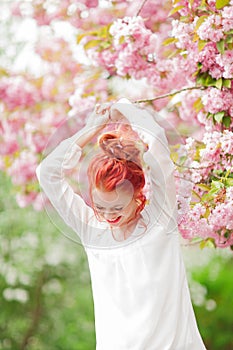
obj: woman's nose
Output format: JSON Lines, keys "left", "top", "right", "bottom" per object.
{"left": 104, "top": 211, "right": 116, "bottom": 219}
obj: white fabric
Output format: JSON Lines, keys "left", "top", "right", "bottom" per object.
{"left": 36, "top": 100, "right": 207, "bottom": 349}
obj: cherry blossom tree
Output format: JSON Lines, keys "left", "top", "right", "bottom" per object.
{"left": 0, "top": 0, "right": 232, "bottom": 248}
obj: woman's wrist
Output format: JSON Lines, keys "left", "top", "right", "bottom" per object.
{"left": 75, "top": 124, "right": 105, "bottom": 148}
{"left": 75, "top": 103, "right": 111, "bottom": 148}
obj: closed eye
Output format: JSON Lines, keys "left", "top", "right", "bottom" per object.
{"left": 95, "top": 206, "right": 104, "bottom": 211}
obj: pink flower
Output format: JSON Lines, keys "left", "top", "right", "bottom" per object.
{"left": 16, "top": 192, "right": 38, "bottom": 208}
{"left": 197, "top": 15, "right": 224, "bottom": 42}
{"left": 216, "top": 50, "right": 233, "bottom": 79}
{"left": 171, "top": 19, "right": 194, "bottom": 50}
{"left": 201, "top": 88, "right": 233, "bottom": 114}
{"left": 198, "top": 43, "right": 223, "bottom": 78}
{"left": 0, "top": 132, "right": 19, "bottom": 156}
{"left": 8, "top": 151, "right": 37, "bottom": 186}
{"left": 0, "top": 77, "right": 40, "bottom": 110}
{"left": 222, "top": 6, "right": 233, "bottom": 32}
{"left": 220, "top": 130, "right": 233, "bottom": 155}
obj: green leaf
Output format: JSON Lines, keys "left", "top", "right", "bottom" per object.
{"left": 192, "top": 190, "right": 202, "bottom": 200}
{"left": 196, "top": 183, "right": 211, "bottom": 191}
{"left": 203, "top": 206, "right": 211, "bottom": 219}
{"left": 77, "top": 32, "right": 88, "bottom": 44}
{"left": 206, "top": 75, "right": 217, "bottom": 87}
{"left": 216, "top": 39, "right": 225, "bottom": 54}
{"left": 214, "top": 112, "right": 225, "bottom": 123}
{"left": 226, "top": 35, "right": 233, "bottom": 44}
{"left": 119, "top": 36, "right": 125, "bottom": 44}
{"left": 190, "top": 237, "right": 203, "bottom": 244}
{"left": 100, "top": 41, "right": 111, "bottom": 49}
{"left": 0, "top": 67, "right": 8, "bottom": 76}
{"left": 163, "top": 48, "right": 183, "bottom": 59}
{"left": 171, "top": 151, "right": 179, "bottom": 163}
{"left": 99, "top": 24, "right": 112, "bottom": 38}
{"left": 225, "top": 178, "right": 233, "bottom": 186}
{"left": 215, "top": 78, "right": 223, "bottom": 89}
{"left": 168, "top": 5, "right": 185, "bottom": 16}
{"left": 211, "top": 180, "right": 224, "bottom": 190}
{"left": 199, "top": 239, "right": 207, "bottom": 249}
{"left": 206, "top": 238, "right": 216, "bottom": 248}
{"left": 201, "top": 0, "right": 207, "bottom": 6}
{"left": 224, "top": 169, "right": 231, "bottom": 178}
{"left": 180, "top": 155, "right": 187, "bottom": 165}
{"left": 163, "top": 37, "right": 179, "bottom": 46}
{"left": 84, "top": 39, "right": 101, "bottom": 50}
{"left": 198, "top": 40, "right": 208, "bottom": 51}
{"left": 193, "top": 97, "right": 204, "bottom": 112}
{"left": 222, "top": 115, "right": 231, "bottom": 127}
{"left": 201, "top": 192, "right": 213, "bottom": 202}
{"left": 200, "top": 238, "right": 216, "bottom": 249}
{"left": 216, "top": 0, "right": 230, "bottom": 9}
{"left": 196, "top": 72, "right": 207, "bottom": 85}
{"left": 195, "top": 15, "right": 208, "bottom": 31}
{"left": 222, "top": 79, "right": 232, "bottom": 88}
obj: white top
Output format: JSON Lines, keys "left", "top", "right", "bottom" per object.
{"left": 36, "top": 99, "right": 206, "bottom": 350}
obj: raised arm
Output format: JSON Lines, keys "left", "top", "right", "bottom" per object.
{"left": 36, "top": 106, "right": 110, "bottom": 240}
{"left": 110, "top": 99, "right": 178, "bottom": 234}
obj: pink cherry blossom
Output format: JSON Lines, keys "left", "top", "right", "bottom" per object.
{"left": 2, "top": 0, "right": 232, "bottom": 248}
{"left": 197, "top": 15, "right": 224, "bottom": 42}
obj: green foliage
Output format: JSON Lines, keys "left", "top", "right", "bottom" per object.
{"left": 216, "top": 0, "right": 230, "bottom": 10}
{"left": 0, "top": 172, "right": 95, "bottom": 350}
{"left": 191, "top": 254, "right": 233, "bottom": 349}
{"left": 77, "top": 24, "right": 113, "bottom": 52}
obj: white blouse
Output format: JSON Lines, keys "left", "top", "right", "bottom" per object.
{"left": 36, "top": 99, "right": 207, "bottom": 350}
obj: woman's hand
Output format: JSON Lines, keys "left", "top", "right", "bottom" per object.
{"left": 86, "top": 103, "right": 111, "bottom": 131}
{"left": 76, "top": 103, "right": 111, "bottom": 148}
{"left": 110, "top": 106, "right": 148, "bottom": 153}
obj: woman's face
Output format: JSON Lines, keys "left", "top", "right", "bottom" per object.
{"left": 92, "top": 186, "right": 138, "bottom": 227}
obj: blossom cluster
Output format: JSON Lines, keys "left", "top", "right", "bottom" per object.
{"left": 80, "top": 14, "right": 191, "bottom": 107}
{"left": 175, "top": 130, "right": 233, "bottom": 247}
{"left": 0, "top": 36, "right": 80, "bottom": 209}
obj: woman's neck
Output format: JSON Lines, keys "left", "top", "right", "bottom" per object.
{"left": 110, "top": 216, "right": 140, "bottom": 242}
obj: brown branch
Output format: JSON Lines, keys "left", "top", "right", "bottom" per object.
{"left": 134, "top": 86, "right": 206, "bottom": 104}
{"left": 136, "top": 0, "right": 148, "bottom": 16}
{"left": 173, "top": 160, "right": 216, "bottom": 170}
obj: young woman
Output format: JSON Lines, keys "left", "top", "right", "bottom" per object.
{"left": 36, "top": 98, "right": 207, "bottom": 350}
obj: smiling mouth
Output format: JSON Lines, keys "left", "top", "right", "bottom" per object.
{"left": 106, "top": 216, "right": 122, "bottom": 224}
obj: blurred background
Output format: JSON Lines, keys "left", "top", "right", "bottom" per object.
{"left": 0, "top": 1, "right": 232, "bottom": 349}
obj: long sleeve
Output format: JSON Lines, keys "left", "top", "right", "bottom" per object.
{"left": 36, "top": 126, "right": 95, "bottom": 241}
{"left": 111, "top": 99, "right": 178, "bottom": 234}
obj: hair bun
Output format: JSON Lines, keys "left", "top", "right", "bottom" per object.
{"left": 98, "top": 132, "right": 141, "bottom": 163}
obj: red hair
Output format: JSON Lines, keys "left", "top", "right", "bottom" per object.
{"left": 87, "top": 132, "right": 146, "bottom": 218}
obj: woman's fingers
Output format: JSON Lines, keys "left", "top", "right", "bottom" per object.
{"left": 95, "top": 103, "right": 111, "bottom": 116}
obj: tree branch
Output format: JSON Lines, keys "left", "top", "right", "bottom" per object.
{"left": 173, "top": 160, "right": 216, "bottom": 170}
{"left": 136, "top": 0, "right": 148, "bottom": 16}
{"left": 134, "top": 86, "right": 206, "bottom": 104}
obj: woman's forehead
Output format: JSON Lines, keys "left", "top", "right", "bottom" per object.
{"left": 92, "top": 187, "right": 133, "bottom": 206}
